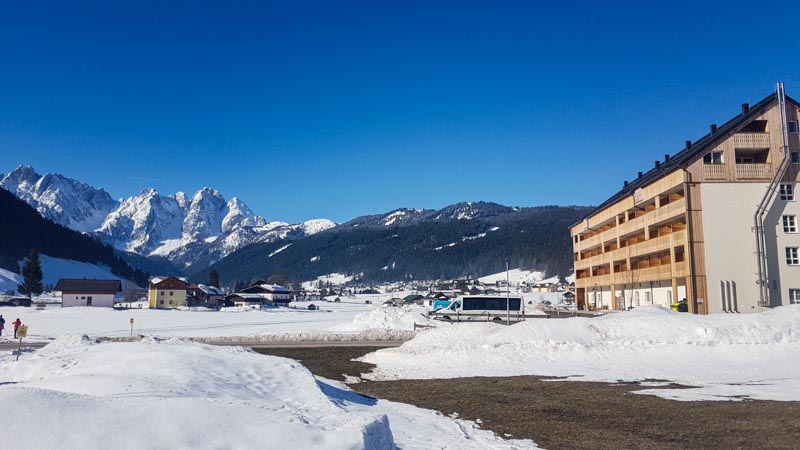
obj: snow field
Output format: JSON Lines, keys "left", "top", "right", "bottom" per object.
{"left": 0, "top": 336, "right": 539, "bottom": 450}
{"left": 359, "top": 305, "right": 800, "bottom": 401}
{"left": 0, "top": 299, "right": 437, "bottom": 342}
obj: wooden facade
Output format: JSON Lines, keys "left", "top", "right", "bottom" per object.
{"left": 571, "top": 91, "right": 800, "bottom": 314}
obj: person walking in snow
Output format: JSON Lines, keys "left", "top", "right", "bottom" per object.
{"left": 12, "top": 318, "right": 21, "bottom": 339}
{"left": 0, "top": 315, "right": 5, "bottom": 336}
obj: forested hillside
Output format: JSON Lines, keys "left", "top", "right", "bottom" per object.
{"left": 197, "top": 205, "right": 591, "bottom": 287}
{"left": 0, "top": 187, "right": 148, "bottom": 286}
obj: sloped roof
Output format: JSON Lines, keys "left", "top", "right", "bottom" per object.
{"left": 149, "top": 276, "right": 189, "bottom": 285}
{"left": 577, "top": 92, "right": 798, "bottom": 224}
{"left": 55, "top": 279, "right": 122, "bottom": 293}
{"left": 195, "top": 284, "right": 225, "bottom": 296}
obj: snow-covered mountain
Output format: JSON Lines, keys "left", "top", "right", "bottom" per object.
{"left": 1, "top": 166, "right": 336, "bottom": 272}
{"left": 0, "top": 165, "right": 118, "bottom": 233}
{"left": 338, "top": 202, "right": 517, "bottom": 230}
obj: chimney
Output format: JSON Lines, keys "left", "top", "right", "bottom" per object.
{"left": 742, "top": 103, "right": 750, "bottom": 114}
{"left": 637, "top": 171, "right": 643, "bottom": 179}
{"left": 655, "top": 161, "right": 661, "bottom": 169}
{"left": 710, "top": 124, "right": 717, "bottom": 134}
{"left": 685, "top": 140, "right": 692, "bottom": 150}
{"left": 624, "top": 180, "right": 629, "bottom": 187}
{"left": 664, "top": 154, "right": 671, "bottom": 163}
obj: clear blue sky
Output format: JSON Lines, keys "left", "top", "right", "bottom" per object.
{"left": 2, "top": 1, "right": 800, "bottom": 223}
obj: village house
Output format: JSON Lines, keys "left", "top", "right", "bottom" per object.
{"left": 239, "top": 282, "right": 293, "bottom": 306}
{"left": 223, "top": 293, "right": 267, "bottom": 308}
{"left": 55, "top": 278, "right": 122, "bottom": 308}
{"left": 148, "top": 276, "right": 190, "bottom": 309}
{"left": 187, "top": 284, "right": 225, "bottom": 308}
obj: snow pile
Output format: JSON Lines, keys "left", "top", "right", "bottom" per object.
{"left": 360, "top": 305, "right": 800, "bottom": 401}
{"left": 0, "top": 336, "right": 393, "bottom": 450}
{"left": 332, "top": 306, "right": 440, "bottom": 332}
{"left": 0, "top": 336, "right": 539, "bottom": 449}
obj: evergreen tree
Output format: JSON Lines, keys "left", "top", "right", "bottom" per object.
{"left": 208, "top": 269, "right": 220, "bottom": 288}
{"left": 18, "top": 249, "right": 44, "bottom": 299}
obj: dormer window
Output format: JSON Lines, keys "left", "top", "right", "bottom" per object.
{"left": 703, "top": 152, "right": 724, "bottom": 164}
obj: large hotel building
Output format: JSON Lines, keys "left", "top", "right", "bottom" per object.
{"left": 571, "top": 84, "right": 800, "bottom": 314}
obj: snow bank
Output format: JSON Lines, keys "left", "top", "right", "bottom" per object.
{"left": 332, "top": 306, "right": 440, "bottom": 332}
{"left": 360, "top": 305, "right": 800, "bottom": 401}
{"left": 0, "top": 336, "right": 539, "bottom": 449}
{"left": 1, "top": 335, "right": 393, "bottom": 450}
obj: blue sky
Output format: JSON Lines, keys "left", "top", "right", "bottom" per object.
{"left": 2, "top": 1, "right": 800, "bottom": 223}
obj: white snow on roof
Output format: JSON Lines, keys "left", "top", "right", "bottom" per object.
{"left": 196, "top": 284, "right": 224, "bottom": 295}
{"left": 360, "top": 305, "right": 800, "bottom": 402}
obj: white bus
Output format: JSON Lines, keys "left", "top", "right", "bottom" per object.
{"left": 434, "top": 295, "right": 523, "bottom": 322}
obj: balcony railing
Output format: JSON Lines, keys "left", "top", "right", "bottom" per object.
{"left": 736, "top": 163, "right": 773, "bottom": 180}
{"left": 703, "top": 164, "right": 727, "bottom": 180}
{"left": 733, "top": 132, "right": 771, "bottom": 148}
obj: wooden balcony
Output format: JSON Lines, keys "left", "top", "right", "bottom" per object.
{"left": 577, "top": 261, "right": 689, "bottom": 288}
{"left": 576, "top": 198, "right": 687, "bottom": 257}
{"left": 577, "top": 229, "right": 686, "bottom": 270}
{"left": 703, "top": 164, "right": 727, "bottom": 180}
{"left": 733, "top": 132, "right": 770, "bottom": 148}
{"left": 735, "top": 163, "right": 773, "bottom": 180}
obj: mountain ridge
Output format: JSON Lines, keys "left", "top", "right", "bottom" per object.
{"left": 1, "top": 165, "right": 335, "bottom": 273}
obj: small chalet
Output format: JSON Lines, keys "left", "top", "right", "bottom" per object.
{"left": 223, "top": 293, "right": 268, "bottom": 308}
{"left": 187, "top": 284, "right": 225, "bottom": 308}
{"left": 240, "top": 283, "right": 292, "bottom": 306}
{"left": 56, "top": 278, "right": 122, "bottom": 308}
{"left": 148, "top": 276, "right": 190, "bottom": 309}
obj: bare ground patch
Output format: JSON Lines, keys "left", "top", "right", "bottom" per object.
{"left": 254, "top": 346, "right": 800, "bottom": 450}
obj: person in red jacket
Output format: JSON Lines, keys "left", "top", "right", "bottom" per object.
{"left": 12, "top": 318, "right": 22, "bottom": 339}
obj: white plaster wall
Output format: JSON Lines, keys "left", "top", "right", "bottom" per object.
{"left": 62, "top": 293, "right": 115, "bottom": 308}
{"left": 700, "top": 183, "right": 769, "bottom": 313}
{"left": 766, "top": 181, "right": 800, "bottom": 306}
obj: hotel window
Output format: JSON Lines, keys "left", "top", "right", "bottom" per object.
{"left": 790, "top": 289, "right": 800, "bottom": 304}
{"left": 792, "top": 152, "right": 800, "bottom": 164}
{"left": 787, "top": 247, "right": 800, "bottom": 265}
{"left": 780, "top": 184, "right": 795, "bottom": 201}
{"left": 703, "top": 152, "right": 724, "bottom": 164}
{"left": 784, "top": 215, "right": 798, "bottom": 233}
{"left": 789, "top": 121, "right": 799, "bottom": 133}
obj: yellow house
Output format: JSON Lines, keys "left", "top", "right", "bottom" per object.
{"left": 148, "top": 276, "right": 190, "bottom": 309}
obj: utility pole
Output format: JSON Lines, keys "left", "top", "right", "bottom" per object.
{"left": 506, "top": 259, "right": 510, "bottom": 325}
